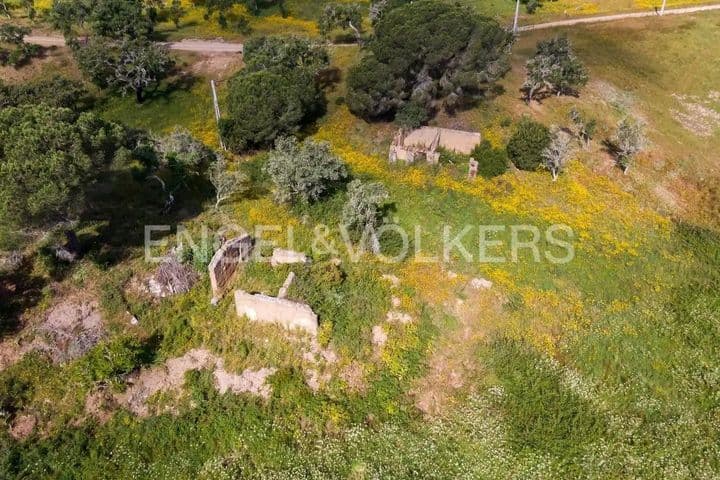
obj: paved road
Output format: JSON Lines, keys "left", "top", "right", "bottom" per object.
{"left": 25, "top": 4, "right": 720, "bottom": 53}
{"left": 518, "top": 3, "right": 720, "bottom": 31}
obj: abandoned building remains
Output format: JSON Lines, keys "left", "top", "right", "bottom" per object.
{"left": 235, "top": 290, "right": 318, "bottom": 335}
{"left": 389, "top": 127, "right": 482, "bottom": 165}
{"left": 208, "top": 234, "right": 254, "bottom": 300}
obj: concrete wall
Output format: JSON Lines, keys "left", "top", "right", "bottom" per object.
{"left": 404, "top": 127, "right": 482, "bottom": 155}
{"left": 235, "top": 290, "right": 318, "bottom": 335}
{"left": 209, "top": 235, "right": 254, "bottom": 298}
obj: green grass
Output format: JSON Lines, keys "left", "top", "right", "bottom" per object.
{"left": 3, "top": 8, "right": 720, "bottom": 480}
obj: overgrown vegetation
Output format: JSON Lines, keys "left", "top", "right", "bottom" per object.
{"left": 347, "top": 0, "right": 513, "bottom": 121}
{"left": 1, "top": 4, "right": 720, "bottom": 480}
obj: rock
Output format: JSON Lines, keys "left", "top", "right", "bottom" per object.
{"left": 235, "top": 290, "right": 318, "bottom": 336}
{"left": 277, "top": 271, "right": 296, "bottom": 299}
{"left": 470, "top": 277, "right": 493, "bottom": 290}
{"left": 372, "top": 325, "right": 387, "bottom": 347}
{"left": 381, "top": 274, "right": 400, "bottom": 288}
{"left": 391, "top": 296, "right": 402, "bottom": 308}
{"left": 386, "top": 310, "right": 413, "bottom": 324}
{"left": 270, "top": 248, "right": 308, "bottom": 267}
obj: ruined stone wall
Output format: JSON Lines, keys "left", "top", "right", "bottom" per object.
{"left": 209, "top": 235, "right": 254, "bottom": 299}
{"left": 234, "top": 290, "right": 318, "bottom": 335}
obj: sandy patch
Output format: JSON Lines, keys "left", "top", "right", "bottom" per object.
{"left": 0, "top": 298, "right": 105, "bottom": 371}
{"left": 9, "top": 414, "right": 36, "bottom": 440}
{"left": 671, "top": 92, "right": 720, "bottom": 137}
{"left": 189, "top": 53, "right": 243, "bottom": 79}
{"left": 112, "top": 348, "right": 275, "bottom": 418}
{"left": 410, "top": 283, "right": 504, "bottom": 418}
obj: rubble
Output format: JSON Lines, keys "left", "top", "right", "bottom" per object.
{"left": 270, "top": 248, "right": 308, "bottom": 267}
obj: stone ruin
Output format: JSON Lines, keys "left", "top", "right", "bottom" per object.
{"left": 235, "top": 289, "right": 318, "bottom": 336}
{"left": 468, "top": 158, "right": 479, "bottom": 180}
{"left": 389, "top": 127, "right": 482, "bottom": 165}
{"left": 270, "top": 248, "right": 308, "bottom": 267}
{"left": 209, "top": 234, "right": 254, "bottom": 301}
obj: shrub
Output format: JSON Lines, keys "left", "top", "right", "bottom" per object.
{"left": 265, "top": 136, "right": 348, "bottom": 205}
{"left": 0, "top": 76, "right": 91, "bottom": 111}
{"left": 506, "top": 118, "right": 551, "bottom": 171}
{"left": 395, "top": 101, "right": 429, "bottom": 130}
{"left": 342, "top": 180, "right": 389, "bottom": 236}
{"left": 82, "top": 336, "right": 147, "bottom": 382}
{"left": 471, "top": 140, "right": 509, "bottom": 178}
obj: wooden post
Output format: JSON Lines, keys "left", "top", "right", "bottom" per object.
{"left": 210, "top": 80, "right": 226, "bottom": 151}
{"left": 660, "top": 0, "right": 667, "bottom": 15}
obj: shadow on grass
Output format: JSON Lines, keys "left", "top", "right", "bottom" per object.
{"left": 79, "top": 162, "right": 214, "bottom": 269}
{"left": 0, "top": 257, "right": 46, "bottom": 340}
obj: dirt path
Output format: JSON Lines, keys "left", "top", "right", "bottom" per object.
{"left": 518, "top": 3, "right": 720, "bottom": 31}
{"left": 25, "top": 4, "right": 720, "bottom": 53}
{"left": 24, "top": 36, "right": 245, "bottom": 53}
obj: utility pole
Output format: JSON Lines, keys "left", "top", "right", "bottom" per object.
{"left": 660, "top": 0, "right": 667, "bottom": 15}
{"left": 210, "top": 80, "right": 226, "bottom": 151}
{"left": 513, "top": 0, "right": 521, "bottom": 33}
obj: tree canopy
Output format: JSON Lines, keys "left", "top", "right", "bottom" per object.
{"left": 522, "top": 36, "right": 589, "bottom": 102}
{"left": 347, "top": 0, "right": 513, "bottom": 121}
{"left": 0, "top": 76, "right": 90, "bottom": 111}
{"left": 243, "top": 35, "right": 329, "bottom": 76}
{"left": 73, "top": 38, "right": 173, "bottom": 102}
{"left": 51, "top": 0, "right": 153, "bottom": 40}
{"left": 264, "top": 136, "right": 348, "bottom": 205}
{"left": 319, "top": 3, "right": 363, "bottom": 40}
{"left": 221, "top": 36, "right": 328, "bottom": 152}
{"left": 0, "top": 105, "right": 123, "bottom": 241}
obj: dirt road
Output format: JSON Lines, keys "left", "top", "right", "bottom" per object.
{"left": 25, "top": 3, "right": 720, "bottom": 53}
{"left": 24, "top": 36, "right": 245, "bottom": 54}
{"left": 518, "top": 3, "right": 720, "bottom": 31}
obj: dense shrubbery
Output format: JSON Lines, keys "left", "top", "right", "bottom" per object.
{"left": 0, "top": 105, "right": 124, "bottom": 243}
{"left": 0, "top": 76, "right": 91, "bottom": 110}
{"left": 471, "top": 140, "right": 509, "bottom": 178}
{"left": 347, "top": 0, "right": 513, "bottom": 122}
{"left": 506, "top": 117, "right": 551, "bottom": 171}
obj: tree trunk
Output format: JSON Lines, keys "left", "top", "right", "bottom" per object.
{"left": 135, "top": 87, "right": 144, "bottom": 103}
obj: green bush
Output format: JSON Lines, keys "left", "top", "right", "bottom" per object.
{"left": 471, "top": 140, "right": 509, "bottom": 178}
{"left": 82, "top": 336, "right": 147, "bottom": 382}
{"left": 395, "top": 100, "right": 429, "bottom": 129}
{"left": 506, "top": 118, "right": 550, "bottom": 171}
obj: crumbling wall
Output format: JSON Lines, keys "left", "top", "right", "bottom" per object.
{"left": 270, "top": 248, "right": 308, "bottom": 267}
{"left": 235, "top": 290, "right": 318, "bottom": 335}
{"left": 209, "top": 235, "right": 254, "bottom": 299}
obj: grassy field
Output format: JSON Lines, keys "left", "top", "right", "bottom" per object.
{"left": 1, "top": 6, "right": 720, "bottom": 480}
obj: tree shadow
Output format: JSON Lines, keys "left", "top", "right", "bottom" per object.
{"left": 78, "top": 161, "right": 214, "bottom": 269}
{"left": 0, "top": 257, "right": 46, "bottom": 341}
